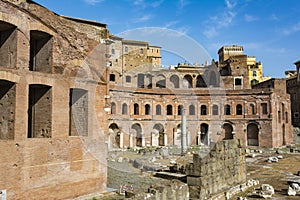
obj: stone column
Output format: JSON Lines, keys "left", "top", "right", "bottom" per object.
{"left": 181, "top": 108, "right": 187, "bottom": 155}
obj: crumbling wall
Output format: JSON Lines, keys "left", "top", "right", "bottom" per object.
{"left": 186, "top": 139, "right": 246, "bottom": 200}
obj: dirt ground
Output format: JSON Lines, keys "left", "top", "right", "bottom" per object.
{"left": 244, "top": 152, "right": 300, "bottom": 199}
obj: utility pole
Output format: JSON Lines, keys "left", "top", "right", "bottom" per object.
{"left": 181, "top": 108, "right": 187, "bottom": 155}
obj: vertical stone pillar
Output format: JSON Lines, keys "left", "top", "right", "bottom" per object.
{"left": 181, "top": 108, "right": 187, "bottom": 155}
{"left": 142, "top": 134, "right": 145, "bottom": 147}
{"left": 120, "top": 132, "right": 123, "bottom": 148}
{"left": 129, "top": 132, "right": 133, "bottom": 147}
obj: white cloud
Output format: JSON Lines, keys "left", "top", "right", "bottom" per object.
{"left": 132, "top": 0, "right": 164, "bottom": 8}
{"left": 132, "top": 14, "right": 153, "bottom": 23}
{"left": 203, "top": 0, "right": 237, "bottom": 38}
{"left": 244, "top": 14, "right": 258, "bottom": 22}
{"left": 164, "top": 20, "right": 179, "bottom": 28}
{"left": 283, "top": 21, "right": 300, "bottom": 35}
{"left": 225, "top": 0, "right": 236, "bottom": 9}
{"left": 83, "top": 0, "right": 103, "bottom": 5}
{"left": 178, "top": 0, "right": 190, "bottom": 10}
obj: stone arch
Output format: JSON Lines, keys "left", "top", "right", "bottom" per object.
{"left": 108, "top": 123, "right": 122, "bottom": 148}
{"left": 198, "top": 123, "right": 209, "bottom": 145}
{"left": 183, "top": 74, "right": 193, "bottom": 88}
{"left": 131, "top": 123, "right": 143, "bottom": 147}
{"left": 156, "top": 74, "right": 166, "bottom": 88}
{"left": 151, "top": 123, "right": 165, "bottom": 146}
{"left": 223, "top": 123, "right": 233, "bottom": 140}
{"left": 247, "top": 123, "right": 259, "bottom": 146}
{"left": 170, "top": 75, "right": 180, "bottom": 88}
{"left": 196, "top": 75, "right": 206, "bottom": 87}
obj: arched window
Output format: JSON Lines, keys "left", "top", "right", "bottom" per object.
{"left": 224, "top": 104, "right": 231, "bottom": 115}
{"left": 111, "top": 102, "right": 116, "bottom": 114}
{"left": 183, "top": 75, "right": 193, "bottom": 88}
{"left": 196, "top": 75, "right": 206, "bottom": 87}
{"left": 212, "top": 104, "right": 218, "bottom": 115}
{"left": 236, "top": 104, "right": 243, "bottom": 115}
{"left": 140, "top": 48, "right": 143, "bottom": 54}
{"left": 134, "top": 103, "right": 139, "bottom": 115}
{"left": 122, "top": 103, "right": 128, "bottom": 115}
{"left": 167, "top": 105, "right": 173, "bottom": 115}
{"left": 201, "top": 105, "right": 207, "bottom": 115}
{"left": 156, "top": 105, "right": 161, "bottom": 115}
{"left": 145, "top": 104, "right": 150, "bottom": 115}
{"left": 124, "top": 46, "right": 128, "bottom": 52}
{"left": 178, "top": 105, "right": 183, "bottom": 115}
{"left": 189, "top": 105, "right": 195, "bottom": 115}
{"left": 170, "top": 75, "right": 180, "bottom": 88}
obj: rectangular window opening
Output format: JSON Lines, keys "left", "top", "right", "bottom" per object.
{"left": 0, "top": 80, "right": 16, "bottom": 139}
{"left": 69, "top": 88, "right": 88, "bottom": 136}
{"left": 28, "top": 84, "right": 52, "bottom": 138}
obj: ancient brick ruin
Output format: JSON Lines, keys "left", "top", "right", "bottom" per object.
{"left": 186, "top": 139, "right": 246, "bottom": 199}
{"left": 0, "top": 0, "right": 109, "bottom": 199}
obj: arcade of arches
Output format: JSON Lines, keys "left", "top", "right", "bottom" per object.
{"left": 107, "top": 121, "right": 264, "bottom": 149}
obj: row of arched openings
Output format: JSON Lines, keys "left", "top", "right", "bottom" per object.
{"left": 111, "top": 102, "right": 254, "bottom": 116}
{"left": 134, "top": 71, "right": 219, "bottom": 89}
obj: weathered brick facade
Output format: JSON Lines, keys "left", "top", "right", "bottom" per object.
{"left": 108, "top": 44, "right": 293, "bottom": 149}
{"left": 0, "top": 0, "right": 108, "bottom": 199}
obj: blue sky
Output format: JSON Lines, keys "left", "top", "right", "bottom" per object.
{"left": 34, "top": 0, "right": 300, "bottom": 78}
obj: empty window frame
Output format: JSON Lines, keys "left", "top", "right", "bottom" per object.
{"left": 236, "top": 104, "right": 243, "bottom": 115}
{"left": 122, "top": 103, "right": 128, "bottom": 115}
{"left": 110, "top": 74, "right": 116, "bottom": 82}
{"left": 0, "top": 21, "right": 17, "bottom": 68}
{"left": 29, "top": 30, "right": 53, "bottom": 72}
{"left": 189, "top": 104, "right": 195, "bottom": 115}
{"left": 69, "top": 88, "right": 88, "bottom": 136}
{"left": 0, "top": 80, "right": 16, "bottom": 139}
{"left": 167, "top": 105, "right": 173, "bottom": 115}
{"left": 126, "top": 75, "right": 131, "bottom": 83}
{"left": 200, "top": 105, "right": 207, "bottom": 115}
{"left": 111, "top": 102, "right": 116, "bottom": 114}
{"left": 212, "top": 104, "right": 219, "bottom": 115}
{"left": 134, "top": 103, "right": 139, "bottom": 115}
{"left": 234, "top": 78, "right": 242, "bottom": 86}
{"left": 145, "top": 104, "right": 151, "bottom": 115}
{"left": 28, "top": 84, "right": 52, "bottom": 138}
{"left": 261, "top": 103, "right": 268, "bottom": 115}
{"left": 156, "top": 105, "right": 162, "bottom": 115}
{"left": 178, "top": 105, "right": 183, "bottom": 115}
{"left": 224, "top": 104, "right": 231, "bottom": 115}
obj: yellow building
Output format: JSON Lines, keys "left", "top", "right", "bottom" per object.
{"left": 147, "top": 45, "right": 161, "bottom": 67}
{"left": 218, "top": 45, "right": 270, "bottom": 86}
{"left": 247, "top": 56, "right": 270, "bottom": 86}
